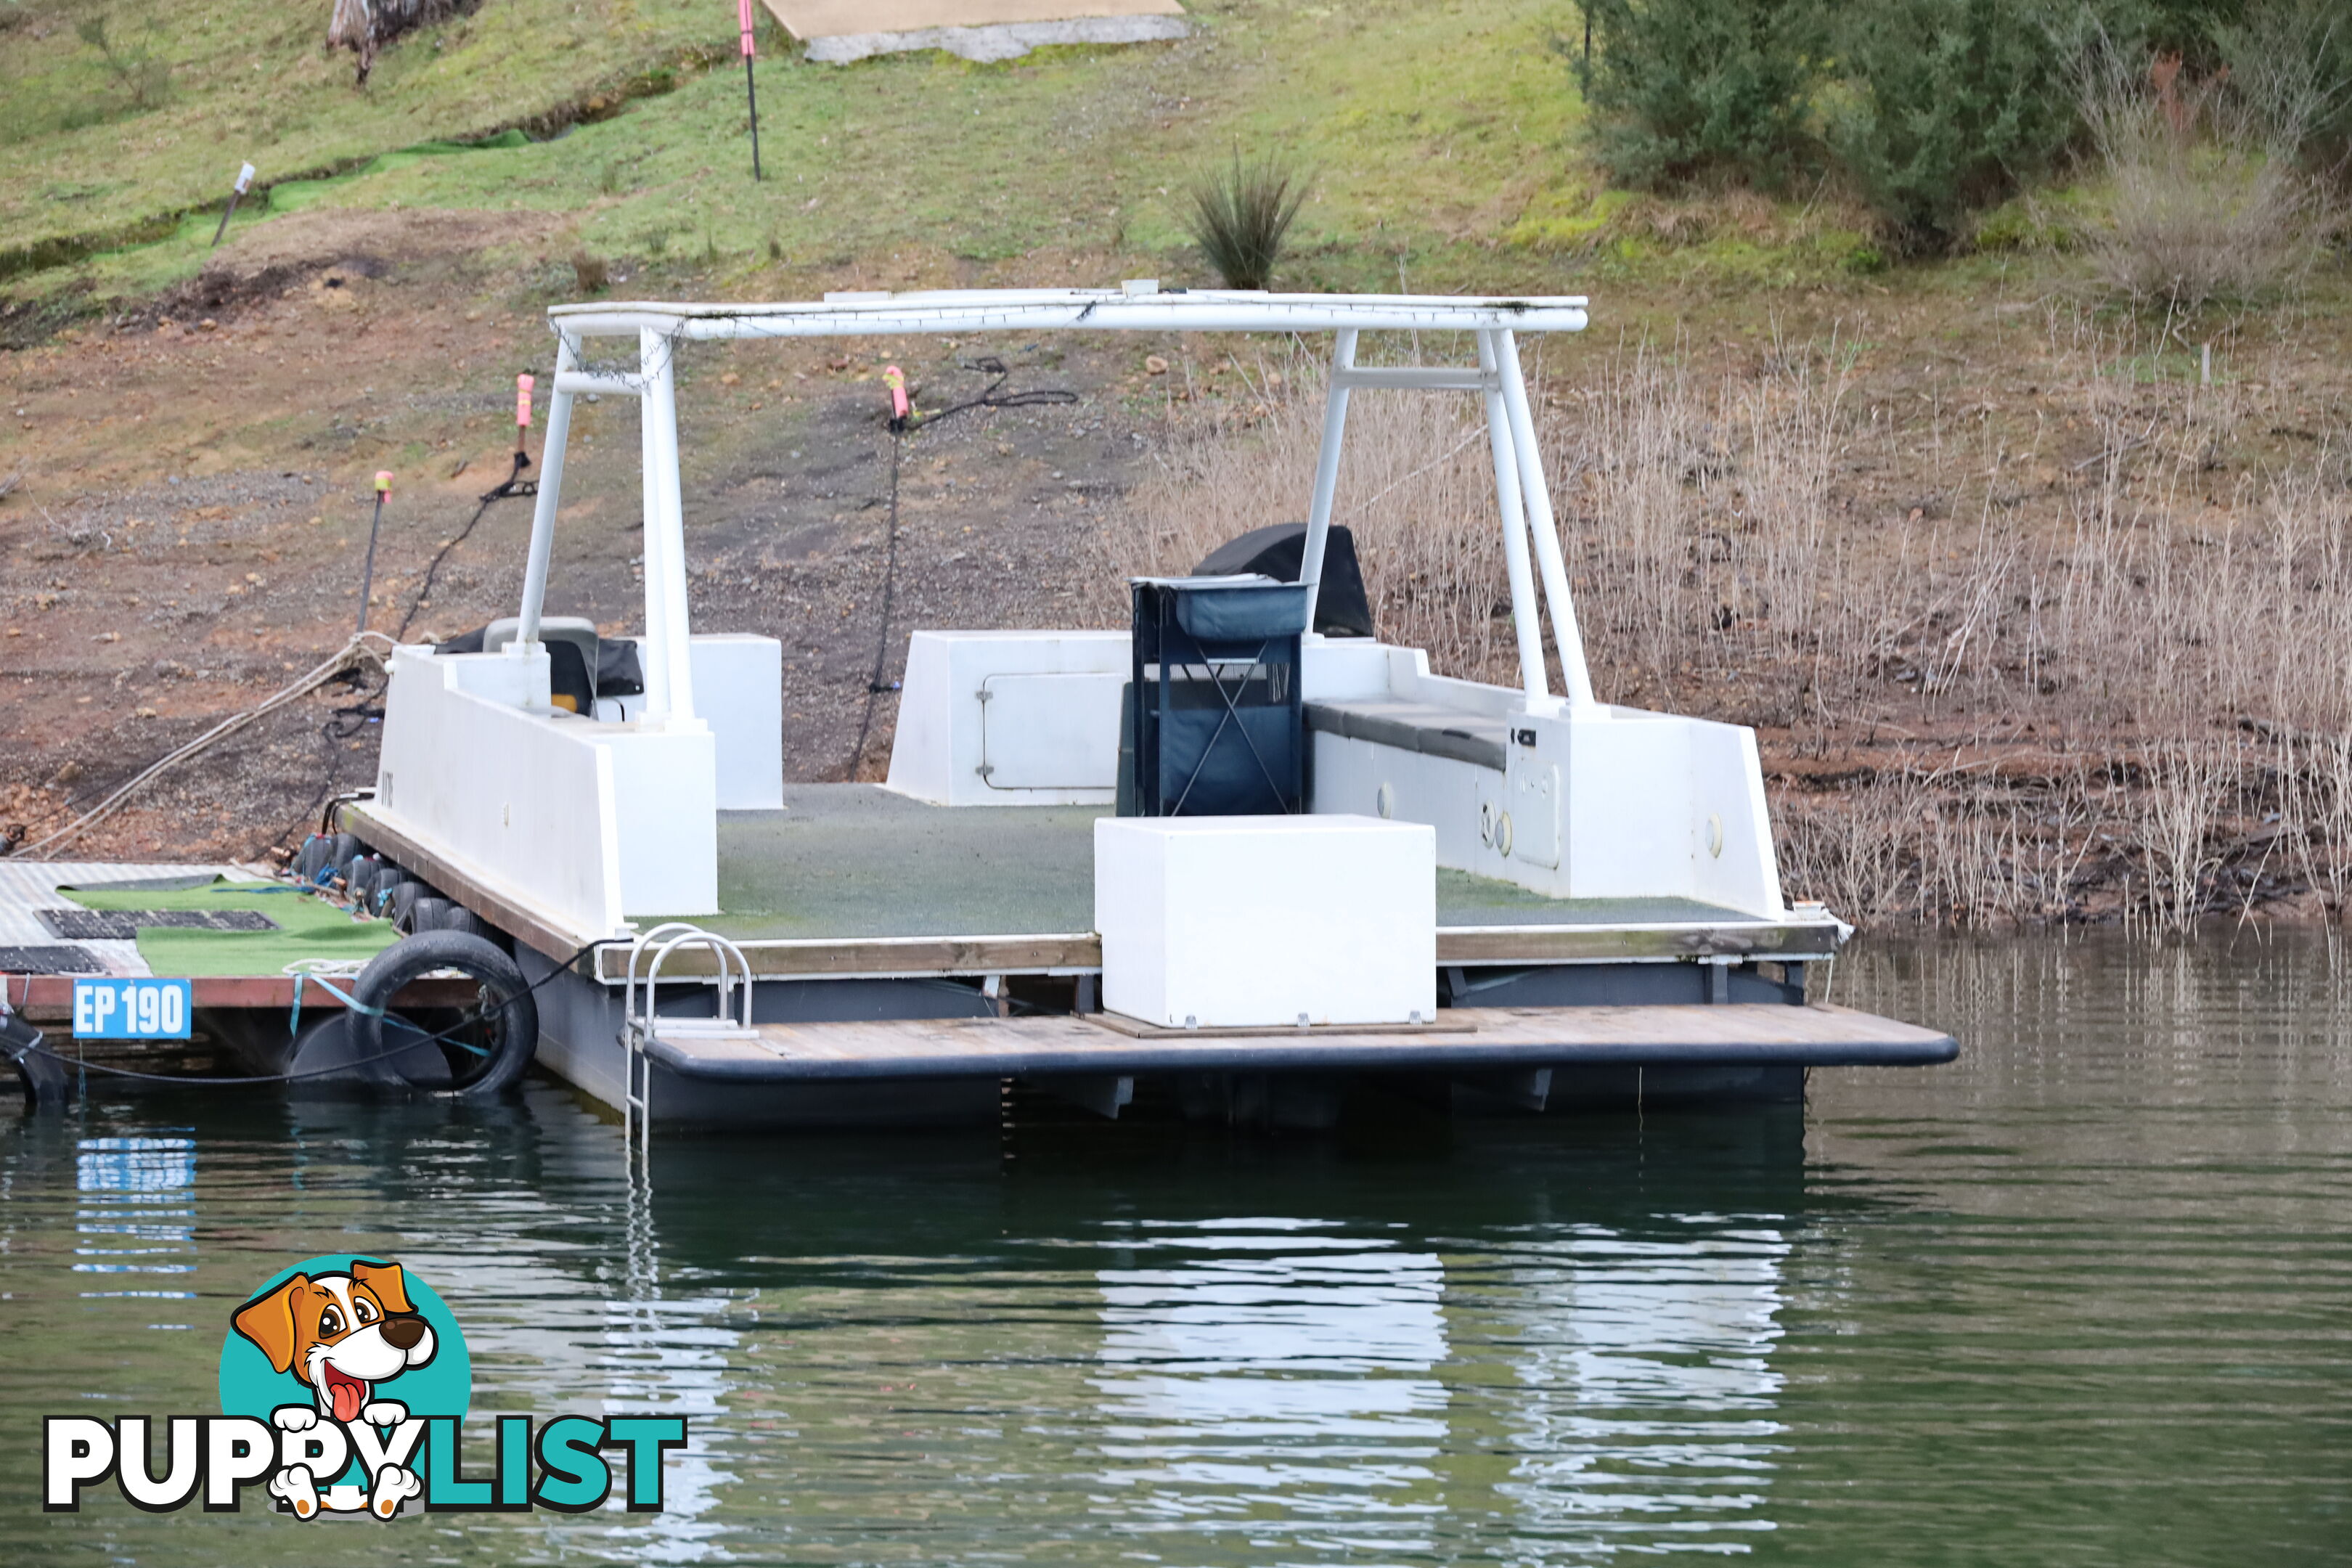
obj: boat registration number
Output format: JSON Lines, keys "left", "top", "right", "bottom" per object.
{"left": 72, "top": 979, "right": 192, "bottom": 1040}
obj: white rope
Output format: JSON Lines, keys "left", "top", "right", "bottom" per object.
{"left": 21, "top": 633, "right": 396, "bottom": 862}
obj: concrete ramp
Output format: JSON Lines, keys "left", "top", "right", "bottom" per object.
{"left": 761, "top": 0, "right": 1187, "bottom": 62}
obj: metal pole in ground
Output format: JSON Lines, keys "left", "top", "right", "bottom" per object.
{"left": 211, "top": 162, "right": 256, "bottom": 248}
{"left": 356, "top": 471, "right": 391, "bottom": 637}
{"left": 739, "top": 0, "right": 763, "bottom": 181}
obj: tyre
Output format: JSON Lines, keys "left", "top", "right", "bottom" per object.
{"left": 407, "top": 896, "right": 452, "bottom": 933}
{"left": 388, "top": 883, "right": 434, "bottom": 930}
{"left": 348, "top": 930, "right": 539, "bottom": 1098}
{"left": 294, "top": 835, "right": 330, "bottom": 883}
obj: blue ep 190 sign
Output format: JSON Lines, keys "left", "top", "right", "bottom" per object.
{"left": 72, "top": 979, "right": 192, "bottom": 1040}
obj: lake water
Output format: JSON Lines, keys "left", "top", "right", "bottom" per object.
{"left": 2, "top": 934, "right": 2346, "bottom": 1564}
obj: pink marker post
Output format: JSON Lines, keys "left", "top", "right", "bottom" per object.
{"left": 738, "top": 0, "right": 764, "bottom": 181}
{"left": 883, "top": 366, "right": 910, "bottom": 430}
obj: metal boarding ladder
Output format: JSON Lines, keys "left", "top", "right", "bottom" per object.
{"left": 621, "top": 922, "right": 757, "bottom": 1154}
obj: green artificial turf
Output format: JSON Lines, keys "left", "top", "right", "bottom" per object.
{"left": 62, "top": 879, "right": 400, "bottom": 976}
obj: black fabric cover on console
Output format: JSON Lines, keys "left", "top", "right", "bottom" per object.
{"left": 1192, "top": 523, "right": 1376, "bottom": 639}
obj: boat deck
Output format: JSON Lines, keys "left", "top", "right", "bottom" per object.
{"left": 340, "top": 787, "right": 1842, "bottom": 984}
{"left": 639, "top": 1003, "right": 1957, "bottom": 1083}
{"left": 696, "top": 786, "right": 1755, "bottom": 937}
{"left": 577, "top": 785, "right": 1838, "bottom": 981}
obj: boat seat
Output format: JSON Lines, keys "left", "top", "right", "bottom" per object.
{"left": 1304, "top": 699, "right": 1511, "bottom": 772}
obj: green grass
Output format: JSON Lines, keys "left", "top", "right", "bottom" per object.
{"left": 4, "top": 0, "right": 1689, "bottom": 304}
{"left": 1, "top": 0, "right": 2117, "bottom": 313}
{"left": 0, "top": 0, "right": 725, "bottom": 270}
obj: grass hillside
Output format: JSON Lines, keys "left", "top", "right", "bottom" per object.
{"left": 4, "top": 0, "right": 1897, "bottom": 307}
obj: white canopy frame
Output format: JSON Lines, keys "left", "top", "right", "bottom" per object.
{"left": 517, "top": 288, "right": 1596, "bottom": 726}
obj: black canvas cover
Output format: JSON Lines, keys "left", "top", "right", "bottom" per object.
{"left": 1192, "top": 523, "right": 1376, "bottom": 639}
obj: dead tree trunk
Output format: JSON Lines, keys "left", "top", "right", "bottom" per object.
{"left": 327, "top": 0, "right": 477, "bottom": 86}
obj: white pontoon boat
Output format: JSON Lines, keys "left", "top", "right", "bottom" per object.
{"left": 341, "top": 287, "right": 1953, "bottom": 1132}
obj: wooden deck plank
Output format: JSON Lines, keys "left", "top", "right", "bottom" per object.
{"left": 590, "top": 920, "right": 1843, "bottom": 981}
{"left": 1434, "top": 921, "right": 1842, "bottom": 963}
{"left": 14, "top": 974, "right": 486, "bottom": 1021}
{"left": 642, "top": 1004, "right": 1957, "bottom": 1080}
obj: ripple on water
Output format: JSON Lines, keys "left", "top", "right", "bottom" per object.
{"left": 1, "top": 932, "right": 2345, "bottom": 1564}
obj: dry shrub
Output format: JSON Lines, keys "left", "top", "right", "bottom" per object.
{"left": 1111, "top": 321, "right": 2352, "bottom": 931}
{"left": 2081, "top": 44, "right": 2332, "bottom": 308}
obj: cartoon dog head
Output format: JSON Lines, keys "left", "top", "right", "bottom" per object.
{"left": 232, "top": 1259, "right": 436, "bottom": 1424}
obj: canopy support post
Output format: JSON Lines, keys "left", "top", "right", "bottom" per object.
{"left": 637, "top": 331, "right": 671, "bottom": 722}
{"left": 1298, "top": 328, "right": 1357, "bottom": 631}
{"left": 1495, "top": 330, "right": 1596, "bottom": 710}
{"left": 1478, "top": 331, "right": 1551, "bottom": 707}
{"left": 641, "top": 330, "right": 698, "bottom": 725}
{"left": 515, "top": 330, "right": 579, "bottom": 649}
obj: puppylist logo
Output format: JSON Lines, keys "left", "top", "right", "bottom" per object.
{"left": 44, "top": 1254, "right": 687, "bottom": 1519}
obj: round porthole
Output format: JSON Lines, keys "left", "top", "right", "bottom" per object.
{"left": 1376, "top": 782, "right": 1395, "bottom": 820}
{"left": 1707, "top": 813, "right": 1725, "bottom": 858}
{"left": 1495, "top": 810, "right": 1515, "bottom": 858}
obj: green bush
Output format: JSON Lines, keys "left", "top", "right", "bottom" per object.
{"left": 1828, "top": 0, "right": 2095, "bottom": 251}
{"left": 2216, "top": 0, "right": 2352, "bottom": 178}
{"left": 1580, "top": 0, "right": 1824, "bottom": 189}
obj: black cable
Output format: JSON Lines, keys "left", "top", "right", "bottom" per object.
{"left": 393, "top": 447, "right": 539, "bottom": 642}
{"left": 905, "top": 360, "right": 1079, "bottom": 429}
{"left": 11, "top": 942, "right": 597, "bottom": 1088}
{"left": 843, "top": 362, "right": 1079, "bottom": 779}
{"left": 846, "top": 427, "right": 903, "bottom": 779}
{"left": 394, "top": 494, "right": 497, "bottom": 642}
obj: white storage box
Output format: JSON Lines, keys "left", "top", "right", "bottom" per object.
{"left": 1094, "top": 815, "right": 1437, "bottom": 1029}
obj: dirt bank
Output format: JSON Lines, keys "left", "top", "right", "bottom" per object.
{"left": 0, "top": 220, "right": 1165, "bottom": 861}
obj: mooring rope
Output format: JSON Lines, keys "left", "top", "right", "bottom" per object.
{"left": 18, "top": 633, "right": 395, "bottom": 862}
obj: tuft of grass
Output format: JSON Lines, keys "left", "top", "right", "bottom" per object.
{"left": 570, "top": 250, "right": 608, "bottom": 291}
{"left": 1181, "top": 149, "right": 1309, "bottom": 291}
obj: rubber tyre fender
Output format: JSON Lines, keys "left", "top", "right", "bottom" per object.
{"left": 1, "top": 1013, "right": 69, "bottom": 1110}
{"left": 294, "top": 835, "right": 330, "bottom": 883}
{"left": 388, "top": 883, "right": 433, "bottom": 931}
{"left": 349, "top": 930, "right": 539, "bottom": 1099}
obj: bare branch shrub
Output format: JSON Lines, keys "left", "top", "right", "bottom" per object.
{"left": 2081, "top": 41, "right": 2332, "bottom": 308}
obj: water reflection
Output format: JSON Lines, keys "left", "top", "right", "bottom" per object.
{"left": 1488, "top": 1222, "right": 1787, "bottom": 1555}
{"left": 1095, "top": 1225, "right": 1451, "bottom": 1551}
{"left": 1088, "top": 1210, "right": 1797, "bottom": 1559}
{"left": 3, "top": 934, "right": 2348, "bottom": 1565}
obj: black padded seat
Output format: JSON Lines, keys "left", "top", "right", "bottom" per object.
{"left": 1304, "top": 699, "right": 1512, "bottom": 772}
